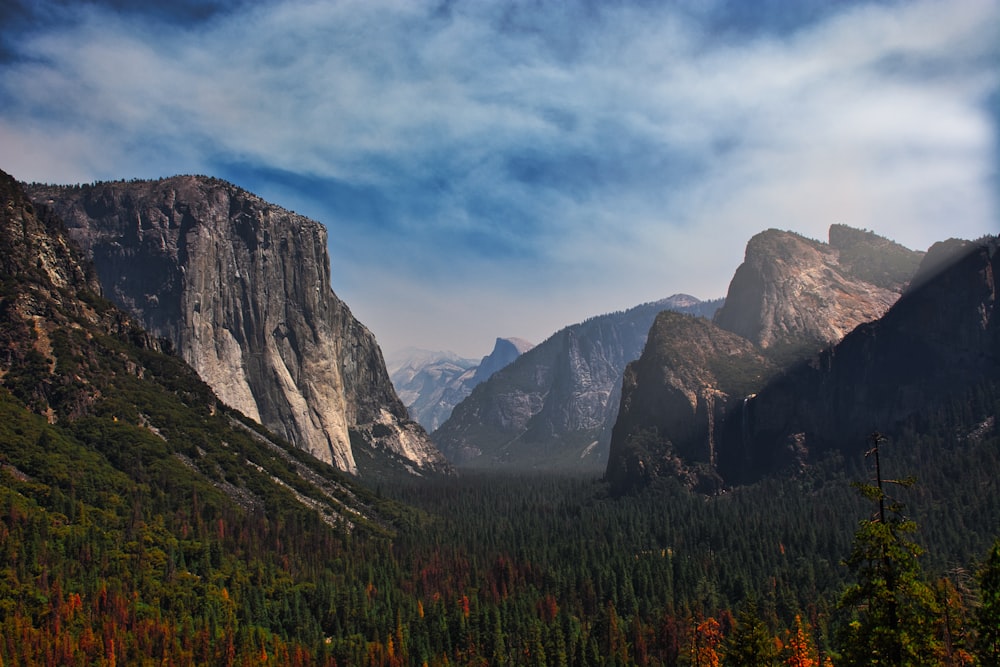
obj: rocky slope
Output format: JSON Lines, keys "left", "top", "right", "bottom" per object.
{"left": 389, "top": 337, "right": 534, "bottom": 432}
{"left": 607, "top": 230, "right": 996, "bottom": 493}
{"left": 1, "top": 167, "right": 400, "bottom": 526}
{"left": 432, "top": 295, "right": 723, "bottom": 470}
{"left": 26, "top": 176, "right": 449, "bottom": 476}
{"left": 713, "top": 226, "right": 922, "bottom": 359}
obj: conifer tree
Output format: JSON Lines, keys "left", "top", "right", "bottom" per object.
{"left": 722, "top": 602, "right": 778, "bottom": 666}
{"left": 685, "top": 614, "right": 722, "bottom": 667}
{"left": 836, "top": 432, "right": 941, "bottom": 666}
{"left": 782, "top": 615, "right": 819, "bottom": 667}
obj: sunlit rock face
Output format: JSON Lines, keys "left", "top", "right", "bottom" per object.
{"left": 607, "top": 228, "right": 998, "bottom": 494}
{"left": 713, "top": 225, "right": 922, "bottom": 356}
{"left": 739, "top": 237, "right": 1000, "bottom": 476}
{"left": 28, "top": 176, "right": 450, "bottom": 475}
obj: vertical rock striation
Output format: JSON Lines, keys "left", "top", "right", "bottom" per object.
{"left": 27, "top": 176, "right": 449, "bottom": 475}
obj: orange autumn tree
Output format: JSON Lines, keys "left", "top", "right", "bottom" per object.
{"left": 687, "top": 615, "right": 722, "bottom": 667}
{"left": 782, "top": 615, "right": 819, "bottom": 667}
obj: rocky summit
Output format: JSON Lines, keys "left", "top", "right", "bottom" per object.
{"left": 606, "top": 227, "right": 996, "bottom": 493}
{"left": 27, "top": 176, "right": 449, "bottom": 476}
{"left": 713, "top": 225, "right": 923, "bottom": 359}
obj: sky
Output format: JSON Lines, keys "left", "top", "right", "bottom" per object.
{"left": 0, "top": 0, "right": 997, "bottom": 358}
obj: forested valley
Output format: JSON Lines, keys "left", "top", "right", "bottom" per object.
{"left": 3, "top": 367, "right": 999, "bottom": 666}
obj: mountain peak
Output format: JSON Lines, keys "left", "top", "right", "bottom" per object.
{"left": 713, "top": 225, "right": 921, "bottom": 356}
{"left": 471, "top": 337, "right": 535, "bottom": 386}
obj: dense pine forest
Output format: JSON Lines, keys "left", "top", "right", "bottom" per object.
{"left": 2, "top": 367, "right": 999, "bottom": 665}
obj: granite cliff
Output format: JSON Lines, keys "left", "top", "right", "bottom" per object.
{"left": 388, "top": 337, "right": 534, "bottom": 432}
{"left": 432, "top": 295, "right": 722, "bottom": 470}
{"left": 605, "top": 311, "right": 775, "bottom": 492}
{"left": 606, "top": 227, "right": 995, "bottom": 493}
{"left": 734, "top": 236, "right": 999, "bottom": 480}
{"left": 713, "top": 225, "right": 922, "bottom": 359}
{"left": 1, "top": 165, "right": 404, "bottom": 548}
{"left": 469, "top": 337, "right": 535, "bottom": 387}
{"left": 26, "top": 176, "right": 449, "bottom": 476}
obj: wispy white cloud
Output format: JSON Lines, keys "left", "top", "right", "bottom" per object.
{"left": 0, "top": 0, "right": 996, "bottom": 356}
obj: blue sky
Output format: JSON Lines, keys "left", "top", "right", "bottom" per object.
{"left": 1, "top": 0, "right": 997, "bottom": 357}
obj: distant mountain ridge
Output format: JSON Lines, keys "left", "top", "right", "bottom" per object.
{"left": 26, "top": 176, "right": 450, "bottom": 477}
{"left": 432, "top": 294, "right": 723, "bottom": 470}
{"left": 388, "top": 337, "right": 535, "bottom": 432}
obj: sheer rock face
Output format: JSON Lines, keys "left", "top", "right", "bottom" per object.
{"left": 432, "top": 295, "right": 722, "bottom": 470}
{"left": 741, "top": 237, "right": 1000, "bottom": 470}
{"left": 713, "top": 226, "right": 922, "bottom": 354}
{"left": 27, "top": 176, "right": 449, "bottom": 475}
{"left": 606, "top": 226, "right": 926, "bottom": 493}
{"left": 606, "top": 311, "right": 774, "bottom": 493}
{"left": 607, "top": 230, "right": 997, "bottom": 494}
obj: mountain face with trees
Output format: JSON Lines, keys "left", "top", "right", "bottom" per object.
{"left": 26, "top": 177, "right": 449, "bottom": 477}
{"left": 389, "top": 337, "right": 534, "bottom": 432}
{"left": 608, "top": 227, "right": 996, "bottom": 493}
{"left": 3, "top": 167, "right": 999, "bottom": 665}
{"left": 0, "top": 168, "right": 421, "bottom": 664}
{"left": 432, "top": 295, "right": 722, "bottom": 470}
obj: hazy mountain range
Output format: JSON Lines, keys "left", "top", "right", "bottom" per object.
{"left": 387, "top": 337, "right": 535, "bottom": 432}
{"left": 431, "top": 294, "right": 723, "bottom": 470}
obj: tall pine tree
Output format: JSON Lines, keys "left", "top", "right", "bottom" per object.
{"left": 836, "top": 433, "right": 941, "bottom": 666}
{"left": 722, "top": 602, "right": 778, "bottom": 666}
